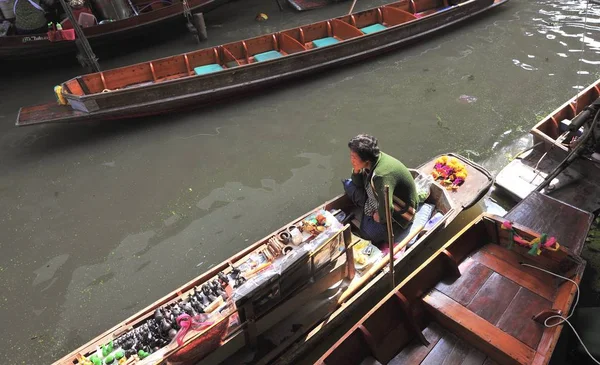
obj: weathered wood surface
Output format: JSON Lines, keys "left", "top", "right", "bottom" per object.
{"left": 505, "top": 191, "right": 593, "bottom": 256}
{"left": 317, "top": 214, "right": 586, "bottom": 365}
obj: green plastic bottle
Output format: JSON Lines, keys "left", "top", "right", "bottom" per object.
{"left": 89, "top": 355, "right": 102, "bottom": 365}
{"left": 138, "top": 349, "right": 150, "bottom": 359}
{"left": 114, "top": 349, "right": 125, "bottom": 360}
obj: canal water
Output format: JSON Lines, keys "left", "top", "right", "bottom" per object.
{"left": 1, "top": 0, "right": 600, "bottom": 363}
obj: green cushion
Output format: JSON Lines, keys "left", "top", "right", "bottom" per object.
{"left": 254, "top": 50, "right": 283, "bottom": 62}
{"left": 360, "top": 23, "right": 387, "bottom": 34}
{"left": 312, "top": 37, "right": 339, "bottom": 48}
{"left": 194, "top": 64, "right": 224, "bottom": 75}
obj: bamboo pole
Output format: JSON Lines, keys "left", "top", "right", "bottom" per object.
{"left": 384, "top": 185, "right": 395, "bottom": 290}
{"left": 56, "top": 0, "right": 100, "bottom": 71}
{"left": 337, "top": 224, "right": 424, "bottom": 304}
{"left": 348, "top": 0, "right": 358, "bottom": 14}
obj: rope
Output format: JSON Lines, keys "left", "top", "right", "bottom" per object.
{"left": 520, "top": 263, "right": 600, "bottom": 364}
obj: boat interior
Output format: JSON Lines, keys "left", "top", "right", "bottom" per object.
{"left": 60, "top": 155, "right": 492, "bottom": 365}
{"left": 61, "top": 0, "right": 453, "bottom": 97}
{"left": 494, "top": 78, "right": 600, "bottom": 212}
{"left": 532, "top": 79, "right": 600, "bottom": 150}
{"left": 4, "top": 0, "right": 200, "bottom": 37}
{"left": 318, "top": 214, "right": 583, "bottom": 365}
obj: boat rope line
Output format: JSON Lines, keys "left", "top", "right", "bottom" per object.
{"left": 575, "top": 0, "right": 593, "bottom": 112}
{"left": 520, "top": 263, "right": 600, "bottom": 365}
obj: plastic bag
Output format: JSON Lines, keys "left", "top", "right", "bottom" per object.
{"left": 231, "top": 266, "right": 279, "bottom": 307}
{"left": 0, "top": 21, "right": 11, "bottom": 37}
{"left": 414, "top": 174, "right": 434, "bottom": 204}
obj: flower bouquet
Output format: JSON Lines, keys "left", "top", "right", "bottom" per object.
{"left": 431, "top": 156, "right": 468, "bottom": 190}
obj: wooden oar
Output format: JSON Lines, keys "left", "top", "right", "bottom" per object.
{"left": 337, "top": 224, "right": 424, "bottom": 304}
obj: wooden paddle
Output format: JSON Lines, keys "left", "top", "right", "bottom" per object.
{"left": 337, "top": 224, "right": 424, "bottom": 304}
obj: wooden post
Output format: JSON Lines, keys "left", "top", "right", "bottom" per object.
{"left": 56, "top": 0, "right": 100, "bottom": 72}
{"left": 192, "top": 13, "right": 208, "bottom": 41}
{"left": 384, "top": 185, "right": 395, "bottom": 289}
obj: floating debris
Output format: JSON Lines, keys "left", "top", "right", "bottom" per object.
{"left": 255, "top": 13, "right": 268, "bottom": 22}
{"left": 458, "top": 95, "right": 478, "bottom": 104}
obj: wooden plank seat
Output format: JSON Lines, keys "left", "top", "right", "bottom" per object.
{"left": 317, "top": 214, "right": 586, "bottom": 365}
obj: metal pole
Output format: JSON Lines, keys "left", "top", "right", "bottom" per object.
{"left": 57, "top": 0, "right": 100, "bottom": 72}
{"left": 384, "top": 185, "right": 395, "bottom": 289}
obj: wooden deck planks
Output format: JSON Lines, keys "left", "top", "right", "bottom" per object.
{"left": 459, "top": 348, "right": 488, "bottom": 365}
{"left": 466, "top": 272, "right": 520, "bottom": 324}
{"left": 423, "top": 289, "right": 536, "bottom": 365}
{"left": 388, "top": 322, "right": 445, "bottom": 365}
{"left": 496, "top": 287, "right": 550, "bottom": 349}
{"left": 420, "top": 331, "right": 460, "bottom": 365}
{"left": 435, "top": 257, "right": 493, "bottom": 306}
{"left": 505, "top": 192, "right": 593, "bottom": 256}
{"left": 471, "top": 249, "right": 555, "bottom": 301}
{"left": 438, "top": 338, "right": 473, "bottom": 365}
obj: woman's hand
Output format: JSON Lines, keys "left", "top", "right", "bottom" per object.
{"left": 373, "top": 212, "right": 380, "bottom": 222}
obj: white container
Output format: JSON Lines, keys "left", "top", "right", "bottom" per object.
{"left": 289, "top": 227, "right": 303, "bottom": 245}
{"left": 0, "top": 0, "right": 15, "bottom": 20}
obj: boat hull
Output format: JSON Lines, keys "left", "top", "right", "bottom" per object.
{"left": 0, "top": 0, "right": 230, "bottom": 60}
{"left": 17, "top": 0, "right": 509, "bottom": 126}
{"left": 495, "top": 77, "right": 600, "bottom": 212}
{"left": 49, "top": 154, "right": 492, "bottom": 365}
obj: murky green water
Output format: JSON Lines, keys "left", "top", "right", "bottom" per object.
{"left": 2, "top": 0, "right": 600, "bottom": 362}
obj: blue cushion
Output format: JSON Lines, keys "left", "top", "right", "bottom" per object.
{"left": 312, "top": 37, "right": 339, "bottom": 48}
{"left": 194, "top": 64, "right": 224, "bottom": 75}
{"left": 360, "top": 23, "right": 387, "bottom": 34}
{"left": 254, "top": 50, "right": 283, "bottom": 62}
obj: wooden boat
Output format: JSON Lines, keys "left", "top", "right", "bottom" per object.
{"left": 317, "top": 213, "right": 585, "bottom": 365}
{"left": 51, "top": 154, "right": 492, "bottom": 365}
{"left": 0, "top": 0, "right": 230, "bottom": 60}
{"left": 503, "top": 191, "right": 593, "bottom": 257}
{"left": 496, "top": 77, "right": 600, "bottom": 213}
{"left": 17, "top": 0, "right": 509, "bottom": 126}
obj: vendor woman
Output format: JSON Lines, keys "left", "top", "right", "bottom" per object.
{"left": 343, "top": 134, "right": 418, "bottom": 244}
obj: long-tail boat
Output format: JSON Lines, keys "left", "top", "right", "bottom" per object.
{"left": 496, "top": 77, "right": 600, "bottom": 213}
{"left": 0, "top": 0, "right": 230, "bottom": 60}
{"left": 17, "top": 0, "right": 509, "bottom": 127}
{"left": 317, "top": 213, "right": 585, "bottom": 365}
{"left": 51, "top": 154, "right": 492, "bottom": 365}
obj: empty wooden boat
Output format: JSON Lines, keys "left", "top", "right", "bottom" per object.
{"left": 51, "top": 154, "right": 492, "bottom": 365}
{"left": 496, "top": 77, "right": 600, "bottom": 213}
{"left": 318, "top": 213, "right": 585, "bottom": 365}
{"left": 0, "top": 0, "right": 231, "bottom": 60}
{"left": 17, "top": 0, "right": 509, "bottom": 127}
